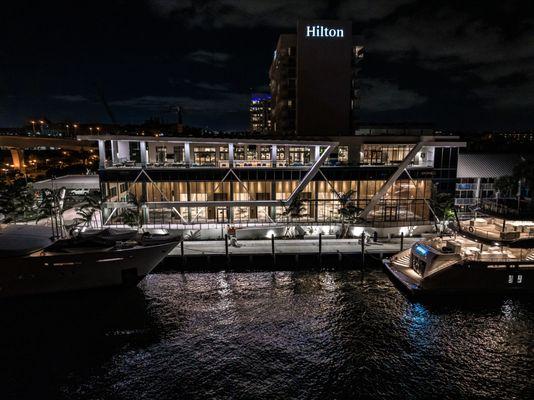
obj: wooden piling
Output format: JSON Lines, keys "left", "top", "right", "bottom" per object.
{"left": 361, "top": 231, "right": 365, "bottom": 282}
{"left": 318, "top": 233, "right": 322, "bottom": 267}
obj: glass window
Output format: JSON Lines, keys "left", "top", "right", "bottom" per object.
{"left": 289, "top": 147, "right": 310, "bottom": 165}
{"left": 219, "top": 146, "right": 229, "bottom": 160}
{"left": 193, "top": 147, "right": 216, "bottom": 165}
{"left": 156, "top": 146, "right": 167, "bottom": 163}
{"left": 338, "top": 146, "right": 348, "bottom": 163}
{"left": 173, "top": 146, "right": 184, "bottom": 162}
{"left": 260, "top": 146, "right": 271, "bottom": 160}
{"left": 234, "top": 146, "right": 245, "bottom": 160}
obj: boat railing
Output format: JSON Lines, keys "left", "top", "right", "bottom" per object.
{"left": 463, "top": 249, "right": 533, "bottom": 263}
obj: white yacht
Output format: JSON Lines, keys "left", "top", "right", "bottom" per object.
{"left": 384, "top": 234, "right": 534, "bottom": 296}
{"left": 0, "top": 225, "right": 179, "bottom": 298}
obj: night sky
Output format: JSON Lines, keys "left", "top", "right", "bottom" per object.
{"left": 1, "top": 0, "right": 533, "bottom": 131}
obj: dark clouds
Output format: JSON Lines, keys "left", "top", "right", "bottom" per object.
{"left": 361, "top": 79, "right": 427, "bottom": 112}
{"left": 1, "top": 0, "right": 533, "bottom": 130}
{"left": 186, "top": 50, "right": 232, "bottom": 67}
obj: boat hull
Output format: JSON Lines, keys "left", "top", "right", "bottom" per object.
{"left": 384, "top": 259, "right": 534, "bottom": 297}
{"left": 0, "top": 242, "right": 177, "bottom": 298}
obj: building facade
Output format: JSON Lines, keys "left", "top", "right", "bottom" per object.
{"left": 249, "top": 93, "right": 272, "bottom": 133}
{"left": 269, "top": 20, "right": 363, "bottom": 136}
{"left": 80, "top": 133, "right": 464, "bottom": 228}
{"left": 455, "top": 153, "right": 521, "bottom": 210}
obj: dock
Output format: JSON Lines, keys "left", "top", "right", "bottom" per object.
{"left": 159, "top": 237, "right": 420, "bottom": 271}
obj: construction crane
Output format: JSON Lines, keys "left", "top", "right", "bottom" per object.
{"left": 96, "top": 83, "right": 117, "bottom": 124}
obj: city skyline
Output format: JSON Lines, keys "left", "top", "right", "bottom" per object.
{"left": 1, "top": 0, "right": 533, "bottom": 131}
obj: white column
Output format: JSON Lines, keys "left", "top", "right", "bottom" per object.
{"left": 140, "top": 141, "right": 147, "bottom": 166}
{"left": 98, "top": 140, "right": 106, "bottom": 168}
{"left": 117, "top": 141, "right": 130, "bottom": 161}
{"left": 111, "top": 140, "right": 118, "bottom": 164}
{"left": 184, "top": 142, "right": 191, "bottom": 165}
{"left": 314, "top": 145, "right": 321, "bottom": 161}
{"left": 228, "top": 143, "right": 234, "bottom": 168}
{"left": 271, "top": 145, "right": 277, "bottom": 167}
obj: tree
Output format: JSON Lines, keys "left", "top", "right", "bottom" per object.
{"left": 121, "top": 193, "right": 145, "bottom": 231}
{"left": 280, "top": 194, "right": 307, "bottom": 238}
{"left": 0, "top": 179, "right": 38, "bottom": 222}
{"left": 36, "top": 187, "right": 70, "bottom": 238}
{"left": 336, "top": 189, "right": 363, "bottom": 238}
{"left": 513, "top": 159, "right": 534, "bottom": 195}
{"left": 429, "top": 184, "right": 454, "bottom": 223}
{"left": 281, "top": 193, "right": 307, "bottom": 220}
{"left": 494, "top": 176, "right": 518, "bottom": 198}
{"left": 76, "top": 191, "right": 103, "bottom": 228}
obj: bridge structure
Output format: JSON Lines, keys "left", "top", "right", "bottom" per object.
{"left": 0, "top": 136, "right": 96, "bottom": 171}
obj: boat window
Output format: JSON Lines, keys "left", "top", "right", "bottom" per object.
{"left": 410, "top": 256, "right": 426, "bottom": 276}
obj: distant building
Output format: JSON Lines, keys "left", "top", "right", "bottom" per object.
{"left": 249, "top": 93, "right": 272, "bottom": 133}
{"left": 269, "top": 20, "right": 363, "bottom": 136}
{"left": 455, "top": 153, "right": 522, "bottom": 210}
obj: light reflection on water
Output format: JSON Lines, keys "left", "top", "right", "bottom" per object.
{"left": 0, "top": 270, "right": 533, "bottom": 400}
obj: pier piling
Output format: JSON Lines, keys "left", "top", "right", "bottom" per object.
{"left": 361, "top": 231, "right": 365, "bottom": 282}
{"left": 319, "top": 233, "right": 322, "bottom": 267}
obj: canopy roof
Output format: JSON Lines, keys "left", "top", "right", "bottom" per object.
{"left": 32, "top": 175, "right": 100, "bottom": 190}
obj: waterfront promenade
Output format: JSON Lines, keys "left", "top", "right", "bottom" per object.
{"left": 171, "top": 237, "right": 419, "bottom": 256}
{"left": 163, "top": 237, "right": 421, "bottom": 270}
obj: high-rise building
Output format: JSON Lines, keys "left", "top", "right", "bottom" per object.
{"left": 269, "top": 20, "right": 363, "bottom": 136}
{"left": 249, "top": 93, "right": 272, "bottom": 133}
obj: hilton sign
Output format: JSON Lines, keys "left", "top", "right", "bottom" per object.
{"left": 305, "top": 25, "right": 344, "bottom": 38}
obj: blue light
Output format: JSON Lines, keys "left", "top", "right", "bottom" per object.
{"left": 414, "top": 244, "right": 429, "bottom": 257}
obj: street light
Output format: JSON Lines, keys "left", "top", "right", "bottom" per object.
{"left": 30, "top": 120, "right": 36, "bottom": 134}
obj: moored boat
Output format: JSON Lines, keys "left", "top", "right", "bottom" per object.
{"left": 384, "top": 234, "right": 534, "bottom": 296}
{"left": 0, "top": 225, "right": 180, "bottom": 298}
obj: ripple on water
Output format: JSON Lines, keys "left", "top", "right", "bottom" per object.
{"left": 0, "top": 269, "right": 532, "bottom": 400}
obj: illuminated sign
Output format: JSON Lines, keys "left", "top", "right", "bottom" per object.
{"left": 306, "top": 25, "right": 344, "bottom": 38}
{"left": 414, "top": 244, "right": 429, "bottom": 257}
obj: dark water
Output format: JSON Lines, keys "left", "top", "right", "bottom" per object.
{"left": 1, "top": 270, "right": 533, "bottom": 400}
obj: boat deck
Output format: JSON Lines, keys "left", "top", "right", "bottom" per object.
{"left": 459, "top": 218, "right": 534, "bottom": 242}
{"left": 427, "top": 235, "right": 533, "bottom": 262}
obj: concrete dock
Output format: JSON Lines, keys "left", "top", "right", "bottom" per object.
{"left": 160, "top": 237, "right": 420, "bottom": 271}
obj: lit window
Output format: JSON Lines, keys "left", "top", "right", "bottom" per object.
{"left": 517, "top": 275, "right": 523, "bottom": 284}
{"left": 508, "top": 275, "right": 514, "bottom": 284}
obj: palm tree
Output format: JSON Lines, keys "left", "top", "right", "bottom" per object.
{"left": 429, "top": 184, "right": 454, "bottom": 232}
{"left": 281, "top": 193, "right": 307, "bottom": 238}
{"left": 282, "top": 194, "right": 307, "bottom": 219}
{"left": 336, "top": 189, "right": 363, "bottom": 238}
{"left": 121, "top": 193, "right": 145, "bottom": 231}
{"left": 76, "top": 191, "right": 104, "bottom": 228}
{"left": 36, "top": 187, "right": 69, "bottom": 238}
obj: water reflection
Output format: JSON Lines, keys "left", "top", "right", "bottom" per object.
{"left": 1, "top": 270, "right": 533, "bottom": 400}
